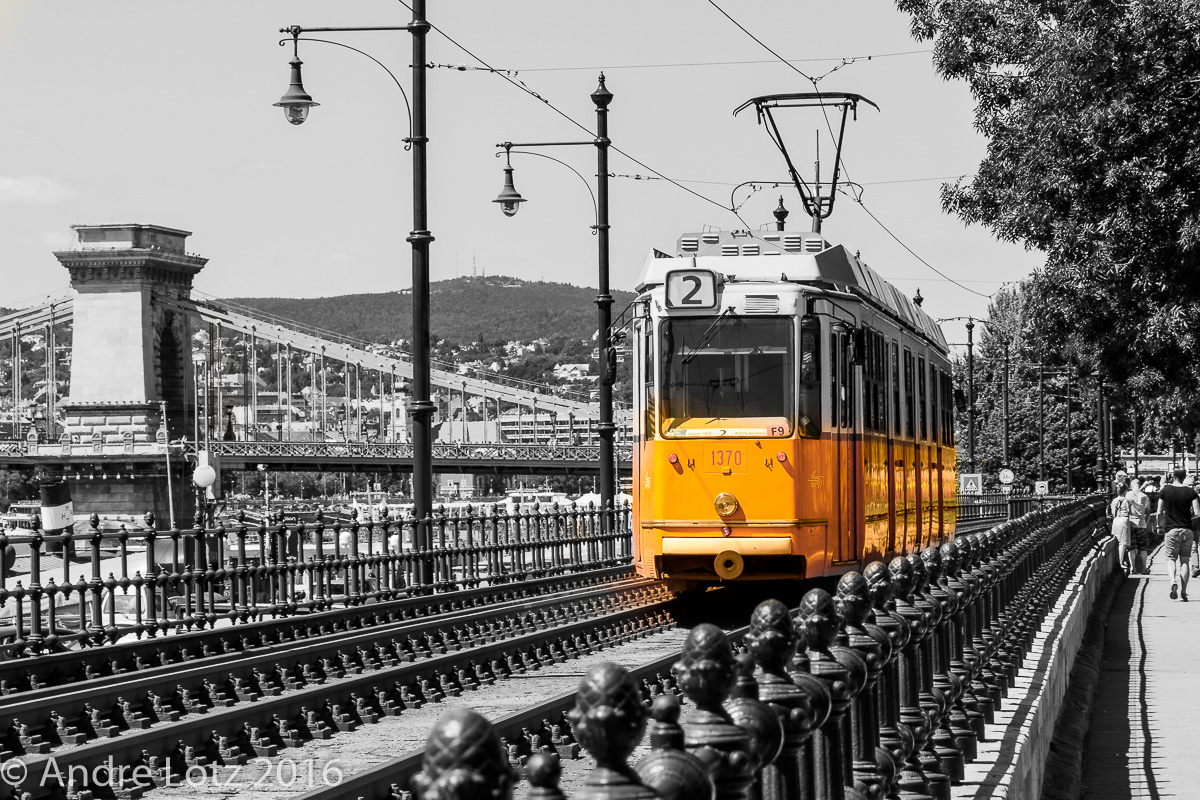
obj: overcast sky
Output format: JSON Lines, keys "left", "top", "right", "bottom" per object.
{"left": 0, "top": 1, "right": 1041, "bottom": 346}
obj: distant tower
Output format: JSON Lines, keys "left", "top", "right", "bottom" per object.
{"left": 51, "top": 223, "right": 207, "bottom": 521}
{"left": 55, "top": 224, "right": 206, "bottom": 441}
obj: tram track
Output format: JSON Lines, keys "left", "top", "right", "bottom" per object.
{"left": 0, "top": 577, "right": 673, "bottom": 799}
{"left": 0, "top": 565, "right": 635, "bottom": 696}
{"left": 0, "top": 518, "right": 1010, "bottom": 799}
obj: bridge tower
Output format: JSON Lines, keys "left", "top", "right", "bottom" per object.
{"left": 52, "top": 223, "right": 208, "bottom": 521}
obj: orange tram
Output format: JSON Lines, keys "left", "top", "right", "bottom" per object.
{"left": 629, "top": 227, "right": 958, "bottom": 591}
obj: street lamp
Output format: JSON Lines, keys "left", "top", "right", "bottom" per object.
{"left": 193, "top": 463, "right": 217, "bottom": 527}
{"left": 257, "top": 463, "right": 270, "bottom": 521}
{"left": 273, "top": 6, "right": 435, "bottom": 588}
{"left": 493, "top": 74, "right": 616, "bottom": 535}
{"left": 492, "top": 149, "right": 525, "bottom": 217}
{"left": 273, "top": 39, "right": 319, "bottom": 125}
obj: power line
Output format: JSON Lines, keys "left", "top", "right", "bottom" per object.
{"left": 512, "top": 51, "right": 932, "bottom": 73}
{"left": 397, "top": 0, "right": 744, "bottom": 225}
{"left": 608, "top": 173, "right": 969, "bottom": 188}
{"left": 843, "top": 191, "right": 994, "bottom": 300}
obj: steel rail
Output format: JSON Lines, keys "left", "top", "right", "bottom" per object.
{"left": 0, "top": 590, "right": 676, "bottom": 799}
{"left": 0, "top": 565, "right": 633, "bottom": 696}
{"left": 290, "top": 509, "right": 1104, "bottom": 800}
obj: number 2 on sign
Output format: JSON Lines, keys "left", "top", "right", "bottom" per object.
{"left": 712, "top": 450, "right": 742, "bottom": 467}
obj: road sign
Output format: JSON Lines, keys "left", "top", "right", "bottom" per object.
{"left": 1000, "top": 484, "right": 1013, "bottom": 494}
{"left": 999, "top": 468, "right": 1015, "bottom": 485}
{"left": 960, "top": 473, "right": 982, "bottom": 495}
{"left": 1035, "top": 480, "right": 1049, "bottom": 496}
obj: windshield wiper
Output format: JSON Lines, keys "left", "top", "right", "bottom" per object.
{"left": 681, "top": 307, "right": 736, "bottom": 364}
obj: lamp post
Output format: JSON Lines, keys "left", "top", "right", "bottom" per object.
{"left": 1002, "top": 339, "right": 1010, "bottom": 468}
{"left": 493, "top": 74, "right": 616, "bottom": 534}
{"left": 257, "top": 463, "right": 270, "bottom": 522}
{"left": 273, "top": 6, "right": 435, "bottom": 586}
{"left": 193, "top": 463, "right": 217, "bottom": 527}
{"left": 966, "top": 318, "right": 976, "bottom": 472}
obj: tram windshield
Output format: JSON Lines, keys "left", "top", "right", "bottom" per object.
{"left": 660, "top": 316, "right": 793, "bottom": 437}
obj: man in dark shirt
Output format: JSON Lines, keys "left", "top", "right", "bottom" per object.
{"left": 1157, "top": 468, "right": 1200, "bottom": 600}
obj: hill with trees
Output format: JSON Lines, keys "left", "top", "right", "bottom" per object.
{"left": 225, "top": 276, "right": 637, "bottom": 349}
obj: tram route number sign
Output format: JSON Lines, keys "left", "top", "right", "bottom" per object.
{"left": 999, "top": 468, "right": 1015, "bottom": 485}
{"left": 960, "top": 473, "right": 983, "bottom": 495}
{"left": 1035, "top": 480, "right": 1049, "bottom": 496}
{"left": 665, "top": 269, "right": 718, "bottom": 309}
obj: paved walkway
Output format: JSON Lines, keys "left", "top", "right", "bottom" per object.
{"left": 1083, "top": 543, "right": 1200, "bottom": 799}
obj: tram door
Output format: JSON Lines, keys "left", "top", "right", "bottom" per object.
{"left": 830, "top": 328, "right": 859, "bottom": 564}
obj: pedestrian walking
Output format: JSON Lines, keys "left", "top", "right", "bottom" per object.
{"left": 1145, "top": 477, "right": 1162, "bottom": 542}
{"left": 1124, "top": 478, "right": 1151, "bottom": 574}
{"left": 1157, "top": 468, "right": 1200, "bottom": 601}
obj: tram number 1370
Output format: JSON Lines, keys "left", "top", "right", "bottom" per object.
{"left": 712, "top": 450, "right": 742, "bottom": 467}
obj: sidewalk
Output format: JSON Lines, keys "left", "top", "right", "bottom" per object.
{"left": 1082, "top": 543, "right": 1200, "bottom": 799}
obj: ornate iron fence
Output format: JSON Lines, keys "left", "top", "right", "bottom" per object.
{"left": 404, "top": 498, "right": 1106, "bottom": 800}
{"left": 0, "top": 501, "right": 632, "bottom": 656}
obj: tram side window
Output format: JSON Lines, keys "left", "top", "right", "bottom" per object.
{"left": 941, "top": 371, "right": 955, "bottom": 446}
{"left": 929, "top": 361, "right": 939, "bottom": 444}
{"left": 841, "top": 332, "right": 853, "bottom": 429}
{"left": 892, "top": 341, "right": 901, "bottom": 437}
{"left": 903, "top": 348, "right": 915, "bottom": 438}
{"left": 798, "top": 318, "right": 821, "bottom": 438}
{"left": 876, "top": 332, "right": 886, "bottom": 432}
{"left": 861, "top": 329, "right": 886, "bottom": 433}
{"left": 918, "top": 356, "right": 928, "bottom": 441}
{"left": 643, "top": 324, "right": 655, "bottom": 441}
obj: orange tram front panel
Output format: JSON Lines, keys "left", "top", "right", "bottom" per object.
{"left": 635, "top": 436, "right": 831, "bottom": 583}
{"left": 633, "top": 433, "right": 957, "bottom": 585}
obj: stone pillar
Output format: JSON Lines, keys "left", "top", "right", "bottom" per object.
{"left": 52, "top": 224, "right": 208, "bottom": 524}
{"left": 55, "top": 224, "right": 206, "bottom": 442}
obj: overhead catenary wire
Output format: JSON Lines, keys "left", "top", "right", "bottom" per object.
{"left": 509, "top": 51, "right": 932, "bottom": 73}
{"left": 702, "top": 2, "right": 1005, "bottom": 303}
{"left": 395, "top": 0, "right": 746, "bottom": 226}
{"left": 842, "top": 190, "right": 994, "bottom": 300}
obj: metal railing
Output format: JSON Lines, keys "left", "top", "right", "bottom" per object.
{"left": 953, "top": 492, "right": 1077, "bottom": 521}
{"left": 0, "top": 502, "right": 632, "bottom": 656}
{"left": 394, "top": 498, "right": 1106, "bottom": 800}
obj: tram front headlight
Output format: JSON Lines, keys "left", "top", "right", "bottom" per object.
{"left": 714, "top": 492, "right": 739, "bottom": 517}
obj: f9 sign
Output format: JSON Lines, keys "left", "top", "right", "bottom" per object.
{"left": 665, "top": 269, "right": 717, "bottom": 308}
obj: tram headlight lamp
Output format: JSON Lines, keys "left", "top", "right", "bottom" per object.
{"left": 714, "top": 492, "right": 739, "bottom": 517}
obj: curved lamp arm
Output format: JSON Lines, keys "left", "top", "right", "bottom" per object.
{"left": 494, "top": 147, "right": 599, "bottom": 229}
{"left": 279, "top": 35, "right": 414, "bottom": 147}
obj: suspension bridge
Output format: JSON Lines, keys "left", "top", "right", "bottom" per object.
{"left": 0, "top": 223, "right": 631, "bottom": 519}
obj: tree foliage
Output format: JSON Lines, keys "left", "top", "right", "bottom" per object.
{"left": 897, "top": 0, "right": 1200, "bottom": 435}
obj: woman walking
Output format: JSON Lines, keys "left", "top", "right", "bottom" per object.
{"left": 1125, "top": 478, "right": 1151, "bottom": 574}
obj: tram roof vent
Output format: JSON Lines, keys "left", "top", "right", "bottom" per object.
{"left": 741, "top": 244, "right": 760, "bottom": 256}
{"left": 680, "top": 236, "right": 699, "bottom": 252}
{"left": 702, "top": 233, "right": 721, "bottom": 245}
{"left": 721, "top": 244, "right": 740, "bottom": 257}
{"left": 804, "top": 237, "right": 827, "bottom": 253}
{"left": 783, "top": 234, "right": 804, "bottom": 251}
{"left": 745, "top": 295, "right": 780, "bottom": 314}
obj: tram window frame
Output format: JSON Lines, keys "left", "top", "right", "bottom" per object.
{"left": 659, "top": 315, "right": 796, "bottom": 436}
{"left": 930, "top": 361, "right": 939, "bottom": 445}
{"left": 903, "top": 347, "right": 915, "bottom": 438}
{"left": 798, "top": 317, "right": 821, "bottom": 438}
{"left": 920, "top": 356, "right": 930, "bottom": 441}
{"left": 643, "top": 320, "right": 656, "bottom": 441}
{"left": 875, "top": 332, "right": 886, "bottom": 431}
{"left": 892, "top": 340, "right": 901, "bottom": 437}
{"left": 841, "top": 332, "right": 853, "bottom": 429}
